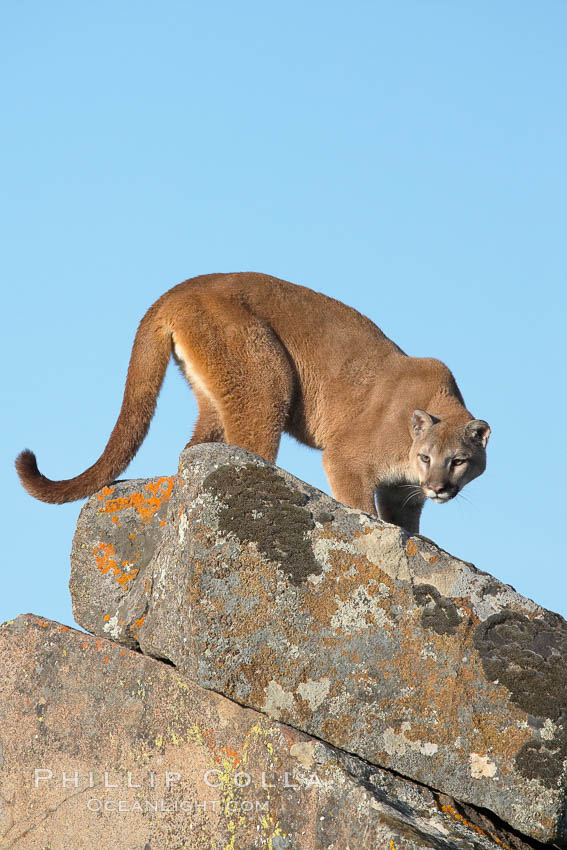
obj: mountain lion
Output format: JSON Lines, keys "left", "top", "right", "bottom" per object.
{"left": 16, "top": 272, "right": 490, "bottom": 532}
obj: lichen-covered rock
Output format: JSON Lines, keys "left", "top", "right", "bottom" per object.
{"left": 0, "top": 616, "right": 551, "bottom": 849}
{"left": 69, "top": 473, "right": 174, "bottom": 646}
{"left": 70, "top": 444, "right": 567, "bottom": 843}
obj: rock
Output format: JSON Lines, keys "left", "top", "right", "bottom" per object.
{"left": 0, "top": 615, "right": 552, "bottom": 849}
{"left": 69, "top": 444, "right": 567, "bottom": 844}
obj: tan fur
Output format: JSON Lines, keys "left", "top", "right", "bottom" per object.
{"left": 16, "top": 272, "right": 490, "bottom": 531}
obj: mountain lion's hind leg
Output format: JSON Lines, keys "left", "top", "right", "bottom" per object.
{"left": 174, "top": 311, "right": 293, "bottom": 464}
{"left": 184, "top": 388, "right": 225, "bottom": 449}
{"left": 173, "top": 341, "right": 225, "bottom": 449}
{"left": 215, "top": 323, "right": 293, "bottom": 463}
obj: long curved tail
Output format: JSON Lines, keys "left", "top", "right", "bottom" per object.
{"left": 15, "top": 307, "right": 172, "bottom": 503}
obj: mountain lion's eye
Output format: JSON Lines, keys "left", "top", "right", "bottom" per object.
{"left": 452, "top": 458, "right": 466, "bottom": 466}
{"left": 418, "top": 454, "right": 430, "bottom": 464}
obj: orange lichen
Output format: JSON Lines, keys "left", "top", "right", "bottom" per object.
{"left": 103, "top": 614, "right": 110, "bottom": 622}
{"left": 195, "top": 726, "right": 242, "bottom": 769}
{"left": 211, "top": 741, "right": 242, "bottom": 769}
{"left": 405, "top": 539, "right": 418, "bottom": 557}
{"left": 218, "top": 745, "right": 241, "bottom": 768}
{"left": 439, "top": 803, "right": 511, "bottom": 849}
{"left": 98, "top": 476, "right": 174, "bottom": 523}
{"left": 134, "top": 616, "right": 145, "bottom": 628}
{"left": 93, "top": 541, "right": 139, "bottom": 588}
{"left": 97, "top": 486, "right": 115, "bottom": 501}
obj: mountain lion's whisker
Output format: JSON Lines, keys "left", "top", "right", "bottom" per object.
{"left": 401, "top": 489, "right": 422, "bottom": 510}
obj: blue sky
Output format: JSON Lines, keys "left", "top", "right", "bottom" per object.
{"left": 2, "top": 0, "right": 566, "bottom": 627}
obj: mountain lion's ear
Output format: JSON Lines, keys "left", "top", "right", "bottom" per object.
{"left": 465, "top": 419, "right": 491, "bottom": 448}
{"left": 411, "top": 409, "right": 435, "bottom": 437}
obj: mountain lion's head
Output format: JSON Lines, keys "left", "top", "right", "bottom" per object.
{"left": 408, "top": 410, "right": 490, "bottom": 504}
